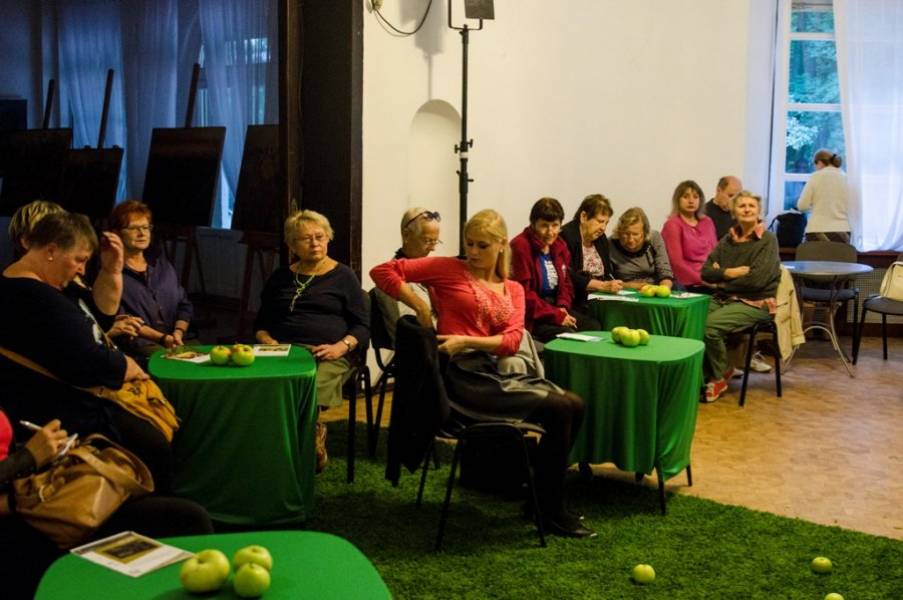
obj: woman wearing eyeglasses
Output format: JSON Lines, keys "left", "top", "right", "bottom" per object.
{"left": 255, "top": 210, "right": 369, "bottom": 471}
{"left": 110, "top": 201, "right": 193, "bottom": 362}
{"left": 397, "top": 208, "right": 442, "bottom": 260}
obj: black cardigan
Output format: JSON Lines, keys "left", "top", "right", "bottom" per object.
{"left": 559, "top": 219, "right": 614, "bottom": 306}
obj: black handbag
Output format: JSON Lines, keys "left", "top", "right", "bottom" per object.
{"left": 769, "top": 211, "right": 807, "bottom": 248}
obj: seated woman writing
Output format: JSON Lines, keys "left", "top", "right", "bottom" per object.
{"left": 609, "top": 207, "right": 675, "bottom": 290}
{"left": 661, "top": 180, "right": 718, "bottom": 293}
{"left": 510, "top": 197, "right": 601, "bottom": 343}
{"left": 559, "top": 193, "right": 624, "bottom": 307}
{"left": 0, "top": 213, "right": 174, "bottom": 492}
{"left": 699, "top": 191, "right": 781, "bottom": 403}
{"left": 371, "top": 209, "right": 593, "bottom": 538}
{"left": 109, "top": 201, "right": 193, "bottom": 362}
{"left": 254, "top": 210, "right": 369, "bottom": 471}
{"left": 0, "top": 411, "right": 212, "bottom": 599}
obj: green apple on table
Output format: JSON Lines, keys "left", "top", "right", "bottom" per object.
{"left": 180, "top": 549, "right": 231, "bottom": 593}
{"left": 234, "top": 563, "right": 272, "bottom": 598}
{"left": 231, "top": 344, "right": 256, "bottom": 367}
{"left": 620, "top": 329, "right": 641, "bottom": 347}
{"left": 639, "top": 284, "right": 657, "bottom": 298}
{"left": 636, "top": 328, "right": 650, "bottom": 345}
{"left": 631, "top": 563, "right": 655, "bottom": 584}
{"left": 611, "top": 326, "right": 628, "bottom": 343}
{"left": 234, "top": 544, "right": 273, "bottom": 571}
{"left": 209, "top": 345, "right": 232, "bottom": 365}
{"left": 655, "top": 285, "right": 671, "bottom": 298}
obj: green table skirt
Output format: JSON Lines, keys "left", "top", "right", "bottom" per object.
{"left": 544, "top": 332, "right": 704, "bottom": 479}
{"left": 149, "top": 346, "right": 318, "bottom": 524}
{"left": 588, "top": 290, "right": 710, "bottom": 340}
{"left": 36, "top": 531, "right": 392, "bottom": 599}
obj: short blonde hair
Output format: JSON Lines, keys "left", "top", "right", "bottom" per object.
{"left": 615, "top": 207, "right": 651, "bottom": 240}
{"left": 284, "top": 209, "right": 334, "bottom": 244}
{"left": 9, "top": 200, "right": 66, "bottom": 258}
{"left": 731, "top": 190, "right": 763, "bottom": 218}
{"left": 400, "top": 206, "right": 438, "bottom": 239}
{"left": 464, "top": 209, "right": 510, "bottom": 281}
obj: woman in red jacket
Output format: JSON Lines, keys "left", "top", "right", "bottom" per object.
{"left": 510, "top": 197, "right": 600, "bottom": 343}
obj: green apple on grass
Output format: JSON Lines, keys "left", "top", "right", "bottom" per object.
{"left": 811, "top": 556, "right": 833, "bottom": 573}
{"left": 180, "top": 549, "right": 231, "bottom": 593}
{"left": 209, "top": 345, "right": 232, "bottom": 365}
{"left": 233, "top": 545, "right": 273, "bottom": 572}
{"left": 231, "top": 344, "right": 256, "bottom": 367}
{"left": 824, "top": 593, "right": 844, "bottom": 600}
{"left": 234, "top": 563, "right": 272, "bottom": 598}
{"left": 631, "top": 563, "right": 655, "bottom": 584}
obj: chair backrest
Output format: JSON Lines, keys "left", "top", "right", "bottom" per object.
{"left": 879, "top": 261, "right": 903, "bottom": 301}
{"left": 795, "top": 240, "right": 858, "bottom": 263}
{"left": 385, "top": 316, "right": 450, "bottom": 485}
{"left": 368, "top": 287, "right": 397, "bottom": 352}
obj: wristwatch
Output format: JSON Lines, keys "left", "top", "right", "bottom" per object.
{"left": 341, "top": 338, "right": 353, "bottom": 351}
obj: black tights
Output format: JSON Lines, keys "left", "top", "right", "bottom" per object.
{"left": 526, "top": 390, "right": 585, "bottom": 516}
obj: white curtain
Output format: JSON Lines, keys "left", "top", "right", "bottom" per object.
{"left": 835, "top": 0, "right": 903, "bottom": 252}
{"left": 56, "top": 0, "right": 126, "bottom": 191}
{"left": 198, "top": 0, "right": 278, "bottom": 228}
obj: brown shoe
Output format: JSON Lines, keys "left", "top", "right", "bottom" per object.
{"left": 315, "top": 422, "right": 328, "bottom": 474}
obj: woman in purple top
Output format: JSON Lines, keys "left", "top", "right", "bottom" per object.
{"left": 110, "top": 201, "right": 193, "bottom": 362}
{"left": 661, "top": 180, "right": 718, "bottom": 293}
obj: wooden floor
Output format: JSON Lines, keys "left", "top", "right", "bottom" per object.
{"left": 328, "top": 334, "right": 903, "bottom": 541}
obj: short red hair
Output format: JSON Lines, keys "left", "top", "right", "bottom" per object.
{"left": 109, "top": 200, "right": 153, "bottom": 231}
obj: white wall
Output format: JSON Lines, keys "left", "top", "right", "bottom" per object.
{"left": 362, "top": 0, "right": 758, "bottom": 285}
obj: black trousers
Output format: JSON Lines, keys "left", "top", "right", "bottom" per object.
{"left": 531, "top": 307, "right": 601, "bottom": 344}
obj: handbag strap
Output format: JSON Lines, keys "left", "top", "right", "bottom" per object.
{"left": 70, "top": 436, "right": 154, "bottom": 494}
{"left": 0, "top": 345, "right": 111, "bottom": 397}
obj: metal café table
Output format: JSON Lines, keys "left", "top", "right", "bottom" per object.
{"left": 543, "top": 331, "right": 704, "bottom": 513}
{"left": 782, "top": 260, "right": 873, "bottom": 377}
{"left": 149, "top": 345, "right": 318, "bottom": 525}
{"left": 587, "top": 289, "right": 710, "bottom": 340}
{"left": 36, "top": 531, "right": 392, "bottom": 599}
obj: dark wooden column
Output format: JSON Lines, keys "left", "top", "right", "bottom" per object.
{"left": 298, "top": 0, "right": 363, "bottom": 276}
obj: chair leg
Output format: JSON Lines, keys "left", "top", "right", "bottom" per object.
{"left": 851, "top": 295, "right": 860, "bottom": 360}
{"left": 656, "top": 465, "right": 667, "bottom": 516}
{"left": 686, "top": 463, "right": 693, "bottom": 487}
{"left": 519, "top": 435, "right": 546, "bottom": 547}
{"left": 739, "top": 330, "right": 757, "bottom": 407}
{"left": 772, "top": 327, "right": 782, "bottom": 398}
{"left": 882, "top": 314, "right": 888, "bottom": 360}
{"left": 436, "top": 441, "right": 463, "bottom": 551}
{"left": 370, "top": 372, "right": 390, "bottom": 456}
{"left": 363, "top": 375, "right": 374, "bottom": 455}
{"left": 416, "top": 440, "right": 434, "bottom": 507}
{"left": 347, "top": 384, "right": 356, "bottom": 484}
{"left": 853, "top": 305, "right": 868, "bottom": 365}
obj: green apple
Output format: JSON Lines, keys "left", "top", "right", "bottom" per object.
{"left": 639, "top": 285, "right": 656, "bottom": 298}
{"left": 631, "top": 563, "right": 655, "bottom": 584}
{"left": 179, "top": 549, "right": 231, "bottom": 593}
{"left": 209, "top": 345, "right": 232, "bottom": 365}
{"left": 234, "top": 563, "right": 272, "bottom": 598}
{"left": 636, "top": 329, "right": 650, "bottom": 345}
{"left": 233, "top": 544, "right": 273, "bottom": 571}
{"left": 611, "top": 326, "right": 628, "bottom": 343}
{"left": 655, "top": 285, "right": 671, "bottom": 298}
{"left": 231, "top": 344, "right": 256, "bottom": 367}
{"left": 811, "top": 556, "right": 833, "bottom": 574}
{"left": 824, "top": 594, "right": 844, "bottom": 600}
{"left": 620, "top": 329, "right": 641, "bottom": 347}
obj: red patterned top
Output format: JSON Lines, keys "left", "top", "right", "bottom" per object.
{"left": 370, "top": 257, "right": 525, "bottom": 356}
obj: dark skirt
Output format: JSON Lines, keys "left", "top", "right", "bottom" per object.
{"left": 442, "top": 350, "right": 564, "bottom": 421}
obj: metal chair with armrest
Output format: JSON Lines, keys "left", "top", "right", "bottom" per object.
{"left": 853, "top": 256, "right": 903, "bottom": 363}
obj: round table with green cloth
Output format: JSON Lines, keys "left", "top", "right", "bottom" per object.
{"left": 149, "top": 345, "right": 317, "bottom": 525}
{"left": 543, "top": 331, "right": 704, "bottom": 480}
{"left": 587, "top": 290, "right": 710, "bottom": 340}
{"left": 35, "top": 530, "right": 392, "bottom": 599}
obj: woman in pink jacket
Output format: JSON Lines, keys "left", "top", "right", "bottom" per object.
{"left": 661, "top": 180, "right": 718, "bottom": 293}
{"left": 371, "top": 209, "right": 593, "bottom": 538}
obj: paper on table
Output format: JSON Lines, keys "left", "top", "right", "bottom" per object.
{"left": 670, "top": 291, "right": 703, "bottom": 298}
{"left": 70, "top": 531, "right": 192, "bottom": 577}
{"left": 555, "top": 332, "right": 603, "bottom": 342}
{"left": 588, "top": 293, "right": 639, "bottom": 302}
{"left": 162, "top": 350, "right": 210, "bottom": 364}
{"left": 253, "top": 344, "right": 291, "bottom": 357}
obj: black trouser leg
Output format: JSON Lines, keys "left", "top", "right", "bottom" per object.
{"left": 109, "top": 406, "right": 175, "bottom": 494}
{"left": 526, "top": 391, "right": 585, "bottom": 516}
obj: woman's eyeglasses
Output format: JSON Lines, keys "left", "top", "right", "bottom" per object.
{"left": 123, "top": 224, "right": 153, "bottom": 233}
{"left": 403, "top": 210, "right": 441, "bottom": 230}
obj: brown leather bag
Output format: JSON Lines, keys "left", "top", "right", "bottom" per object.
{"left": 13, "top": 434, "right": 154, "bottom": 549}
{"left": 0, "top": 346, "right": 179, "bottom": 442}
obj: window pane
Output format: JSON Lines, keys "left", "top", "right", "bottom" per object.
{"left": 791, "top": 9, "right": 835, "bottom": 33}
{"left": 785, "top": 111, "right": 845, "bottom": 173}
{"left": 784, "top": 181, "right": 806, "bottom": 211}
{"left": 788, "top": 41, "right": 840, "bottom": 103}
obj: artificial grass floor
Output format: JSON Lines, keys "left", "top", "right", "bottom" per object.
{"left": 303, "top": 424, "right": 902, "bottom": 599}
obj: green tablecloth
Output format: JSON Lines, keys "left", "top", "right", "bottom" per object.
{"left": 544, "top": 332, "right": 704, "bottom": 479}
{"left": 149, "top": 346, "right": 317, "bottom": 524}
{"left": 588, "top": 290, "right": 710, "bottom": 340}
{"left": 36, "top": 530, "right": 392, "bottom": 599}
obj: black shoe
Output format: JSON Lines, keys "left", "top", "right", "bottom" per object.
{"left": 543, "top": 512, "right": 597, "bottom": 538}
{"left": 523, "top": 502, "right": 584, "bottom": 522}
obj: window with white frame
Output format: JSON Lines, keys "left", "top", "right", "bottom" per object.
{"left": 776, "top": 0, "right": 845, "bottom": 211}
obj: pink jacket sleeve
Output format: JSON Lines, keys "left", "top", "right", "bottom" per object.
{"left": 509, "top": 234, "right": 565, "bottom": 326}
{"left": 661, "top": 217, "right": 699, "bottom": 286}
{"left": 370, "top": 256, "right": 457, "bottom": 299}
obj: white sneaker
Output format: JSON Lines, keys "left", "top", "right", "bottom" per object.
{"left": 749, "top": 352, "right": 773, "bottom": 373}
